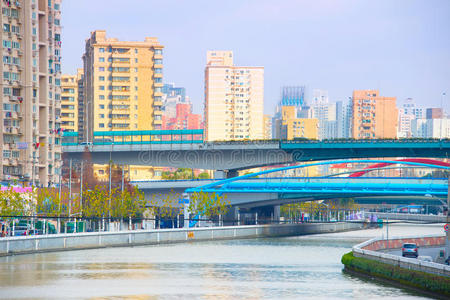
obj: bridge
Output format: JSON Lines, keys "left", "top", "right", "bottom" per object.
{"left": 63, "top": 137, "right": 450, "bottom": 174}
{"left": 134, "top": 177, "right": 448, "bottom": 208}
{"left": 132, "top": 160, "right": 449, "bottom": 213}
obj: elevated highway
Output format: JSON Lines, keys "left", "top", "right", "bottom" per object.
{"left": 63, "top": 139, "right": 450, "bottom": 172}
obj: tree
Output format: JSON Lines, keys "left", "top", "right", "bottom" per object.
{"left": 0, "top": 187, "right": 34, "bottom": 216}
{"left": 188, "top": 190, "right": 230, "bottom": 218}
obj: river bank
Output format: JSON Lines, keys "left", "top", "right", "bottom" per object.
{"left": 0, "top": 221, "right": 363, "bottom": 257}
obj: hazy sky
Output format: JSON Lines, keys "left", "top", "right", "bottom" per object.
{"left": 61, "top": 0, "right": 450, "bottom": 114}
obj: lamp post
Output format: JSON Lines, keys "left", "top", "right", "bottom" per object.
{"left": 108, "top": 142, "right": 114, "bottom": 231}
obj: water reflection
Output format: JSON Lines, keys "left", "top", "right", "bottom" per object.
{"left": 0, "top": 223, "right": 441, "bottom": 299}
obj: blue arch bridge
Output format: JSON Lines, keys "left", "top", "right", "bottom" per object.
{"left": 132, "top": 160, "right": 450, "bottom": 221}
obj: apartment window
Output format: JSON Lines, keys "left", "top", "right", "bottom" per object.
{"left": 135, "top": 49, "right": 138, "bottom": 54}
{"left": 99, "top": 114, "right": 104, "bottom": 118}
{"left": 154, "top": 68, "right": 162, "bottom": 74}
{"left": 99, "top": 86, "right": 105, "bottom": 90}
{"left": 154, "top": 49, "right": 162, "bottom": 55}
{"left": 2, "top": 40, "right": 11, "bottom": 48}
{"left": 99, "top": 104, "right": 105, "bottom": 109}
{"left": 99, "top": 95, "right": 105, "bottom": 100}
{"left": 99, "top": 48, "right": 105, "bottom": 53}
{"left": 99, "top": 77, "right": 105, "bottom": 83}
{"left": 135, "top": 58, "right": 138, "bottom": 63}
{"left": 153, "top": 59, "right": 162, "bottom": 64}
{"left": 99, "top": 67, "right": 105, "bottom": 72}
{"left": 99, "top": 123, "right": 105, "bottom": 128}
{"left": 3, "top": 24, "right": 10, "bottom": 32}
{"left": 99, "top": 57, "right": 105, "bottom": 62}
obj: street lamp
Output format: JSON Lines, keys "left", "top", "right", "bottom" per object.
{"left": 108, "top": 142, "right": 114, "bottom": 230}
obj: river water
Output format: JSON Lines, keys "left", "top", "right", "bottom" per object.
{"left": 0, "top": 223, "right": 444, "bottom": 299}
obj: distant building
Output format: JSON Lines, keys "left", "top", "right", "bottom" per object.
{"left": 426, "top": 108, "right": 443, "bottom": 119}
{"left": 280, "top": 86, "right": 306, "bottom": 107}
{"left": 162, "top": 83, "right": 186, "bottom": 102}
{"left": 263, "top": 114, "right": 272, "bottom": 139}
{"left": 61, "top": 74, "right": 80, "bottom": 133}
{"left": 162, "top": 102, "right": 202, "bottom": 130}
{"left": 278, "top": 106, "right": 318, "bottom": 140}
{"left": 336, "top": 101, "right": 352, "bottom": 139}
{"left": 411, "top": 118, "right": 450, "bottom": 138}
{"left": 351, "top": 90, "right": 398, "bottom": 139}
{"left": 204, "top": 51, "right": 264, "bottom": 141}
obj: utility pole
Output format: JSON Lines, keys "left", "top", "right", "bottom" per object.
{"left": 108, "top": 143, "right": 113, "bottom": 231}
{"left": 58, "top": 162, "right": 62, "bottom": 233}
{"left": 69, "top": 159, "right": 72, "bottom": 219}
{"left": 80, "top": 160, "right": 83, "bottom": 217}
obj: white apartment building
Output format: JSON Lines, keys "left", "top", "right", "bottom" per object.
{"left": 1, "top": 0, "right": 62, "bottom": 186}
{"left": 204, "top": 51, "right": 264, "bottom": 141}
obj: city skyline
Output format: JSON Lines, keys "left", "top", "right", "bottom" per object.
{"left": 61, "top": 0, "right": 450, "bottom": 114}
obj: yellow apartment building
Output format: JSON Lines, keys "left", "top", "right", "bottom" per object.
{"left": 61, "top": 71, "right": 82, "bottom": 133}
{"left": 83, "top": 30, "right": 164, "bottom": 139}
{"left": 281, "top": 106, "right": 318, "bottom": 140}
{"left": 204, "top": 51, "right": 264, "bottom": 141}
{"left": 352, "top": 90, "right": 398, "bottom": 139}
{"left": 82, "top": 30, "right": 164, "bottom": 180}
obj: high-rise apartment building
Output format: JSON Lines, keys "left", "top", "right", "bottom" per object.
{"left": 351, "top": 90, "right": 398, "bottom": 139}
{"left": 82, "top": 30, "right": 163, "bottom": 142}
{"left": 1, "top": 0, "right": 62, "bottom": 186}
{"left": 204, "top": 51, "right": 264, "bottom": 141}
{"left": 61, "top": 73, "right": 79, "bottom": 133}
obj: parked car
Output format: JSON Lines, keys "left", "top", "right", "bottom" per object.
{"left": 402, "top": 243, "right": 419, "bottom": 258}
{"left": 13, "top": 225, "right": 29, "bottom": 236}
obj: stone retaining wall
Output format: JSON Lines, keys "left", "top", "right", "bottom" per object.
{"left": 353, "top": 235, "right": 450, "bottom": 277}
{"left": 0, "top": 222, "right": 362, "bottom": 257}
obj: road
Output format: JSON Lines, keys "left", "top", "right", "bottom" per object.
{"left": 384, "top": 246, "right": 444, "bottom": 262}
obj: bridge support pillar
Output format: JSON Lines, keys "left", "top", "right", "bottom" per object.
{"left": 226, "top": 170, "right": 239, "bottom": 178}
{"left": 214, "top": 170, "right": 226, "bottom": 179}
{"left": 273, "top": 205, "right": 280, "bottom": 223}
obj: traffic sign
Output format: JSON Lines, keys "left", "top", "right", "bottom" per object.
{"left": 445, "top": 224, "right": 449, "bottom": 232}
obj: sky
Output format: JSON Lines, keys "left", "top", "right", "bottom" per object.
{"left": 61, "top": 0, "right": 450, "bottom": 114}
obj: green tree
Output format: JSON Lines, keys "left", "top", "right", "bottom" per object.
{"left": 0, "top": 187, "right": 33, "bottom": 216}
{"left": 188, "top": 190, "right": 230, "bottom": 218}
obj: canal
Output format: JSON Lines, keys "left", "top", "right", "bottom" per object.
{"left": 0, "top": 223, "right": 444, "bottom": 299}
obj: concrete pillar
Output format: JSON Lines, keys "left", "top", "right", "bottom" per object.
{"left": 225, "top": 206, "right": 239, "bottom": 225}
{"left": 273, "top": 205, "right": 280, "bottom": 223}
{"left": 214, "top": 170, "right": 226, "bottom": 179}
{"left": 183, "top": 202, "right": 190, "bottom": 228}
{"left": 227, "top": 170, "right": 239, "bottom": 178}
